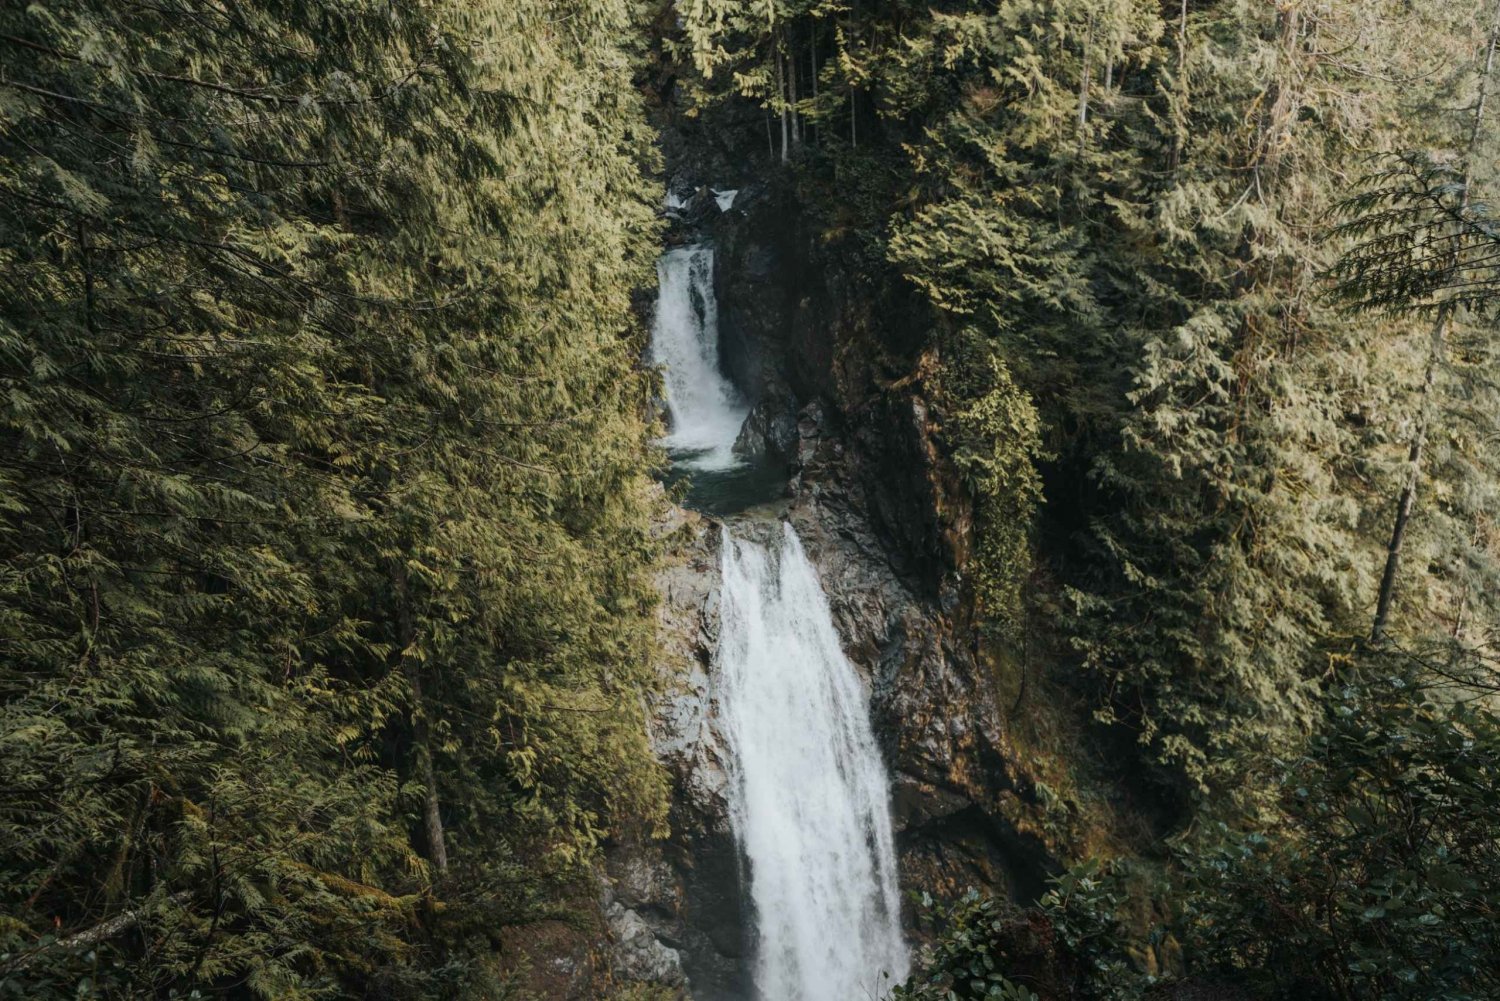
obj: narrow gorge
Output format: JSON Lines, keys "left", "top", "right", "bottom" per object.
{"left": 7, "top": 4, "right": 1498, "bottom": 1000}
{"left": 597, "top": 139, "right": 1060, "bottom": 998}
{"left": 627, "top": 178, "right": 915, "bottom": 998}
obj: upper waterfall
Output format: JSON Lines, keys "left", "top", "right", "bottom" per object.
{"left": 651, "top": 245, "right": 748, "bottom": 471}
{"left": 716, "top": 523, "right": 909, "bottom": 1001}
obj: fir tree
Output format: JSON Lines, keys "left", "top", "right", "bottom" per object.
{"left": 0, "top": 1, "right": 666, "bottom": 995}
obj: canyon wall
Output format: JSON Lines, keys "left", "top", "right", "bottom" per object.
{"left": 593, "top": 142, "right": 1066, "bottom": 998}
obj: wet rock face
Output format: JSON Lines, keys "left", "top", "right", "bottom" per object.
{"left": 711, "top": 184, "right": 837, "bottom": 411}
{"left": 650, "top": 515, "right": 731, "bottom": 827}
{"left": 606, "top": 900, "right": 686, "bottom": 987}
{"left": 605, "top": 511, "right": 753, "bottom": 1001}
{"left": 692, "top": 168, "right": 955, "bottom": 597}
{"left": 731, "top": 379, "right": 798, "bottom": 465}
{"left": 609, "top": 470, "right": 1049, "bottom": 997}
{"left": 619, "top": 105, "right": 1051, "bottom": 996}
{"left": 783, "top": 442, "right": 1051, "bottom": 912}
{"left": 711, "top": 186, "right": 789, "bottom": 401}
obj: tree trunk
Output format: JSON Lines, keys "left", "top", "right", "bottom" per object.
{"left": 1171, "top": 0, "right": 1188, "bottom": 168}
{"left": 849, "top": 4, "right": 859, "bottom": 150}
{"left": 391, "top": 559, "right": 448, "bottom": 873}
{"left": 775, "top": 41, "right": 789, "bottom": 164}
{"left": 1371, "top": 305, "right": 1450, "bottom": 644}
{"left": 1370, "top": 1, "right": 1499, "bottom": 643}
{"left": 810, "top": 36, "right": 818, "bottom": 147}
{"left": 1078, "top": 15, "right": 1094, "bottom": 150}
{"left": 12, "top": 891, "right": 193, "bottom": 969}
{"left": 788, "top": 37, "right": 800, "bottom": 147}
{"left": 1473, "top": 0, "right": 1500, "bottom": 155}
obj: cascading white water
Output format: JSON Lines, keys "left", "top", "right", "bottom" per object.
{"left": 717, "top": 524, "right": 909, "bottom": 1001}
{"left": 651, "top": 201, "right": 905, "bottom": 995}
{"left": 651, "top": 246, "right": 748, "bottom": 470}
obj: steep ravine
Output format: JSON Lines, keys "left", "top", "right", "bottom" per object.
{"left": 595, "top": 168, "right": 1059, "bottom": 999}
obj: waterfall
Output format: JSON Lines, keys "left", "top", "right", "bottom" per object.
{"left": 652, "top": 212, "right": 906, "bottom": 996}
{"left": 651, "top": 246, "right": 747, "bottom": 470}
{"left": 717, "top": 524, "right": 909, "bottom": 1001}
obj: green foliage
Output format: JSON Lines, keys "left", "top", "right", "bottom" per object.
{"left": 1329, "top": 152, "right": 1500, "bottom": 317}
{"left": 672, "top": 13, "right": 1500, "bottom": 997}
{"left": 0, "top": 0, "right": 665, "bottom": 996}
{"left": 894, "top": 862, "right": 1144, "bottom": 1001}
{"left": 1056, "top": 0, "right": 1412, "bottom": 792}
{"left": 6, "top": 0, "right": 1500, "bottom": 995}
{"left": 932, "top": 330, "right": 1044, "bottom": 636}
{"left": 894, "top": 892, "right": 1050, "bottom": 1001}
{"left": 900, "top": 665, "right": 1500, "bottom": 1001}
{"left": 1324, "top": 10, "right": 1500, "bottom": 650}
{"left": 1174, "top": 665, "right": 1500, "bottom": 1000}
{"left": 678, "top": 0, "right": 1500, "bottom": 799}
{"left": 1036, "top": 861, "right": 1147, "bottom": 1000}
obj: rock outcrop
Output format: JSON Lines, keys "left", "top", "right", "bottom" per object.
{"left": 602, "top": 510, "right": 749, "bottom": 1001}
{"left": 610, "top": 105, "right": 1057, "bottom": 998}
{"left": 785, "top": 407, "right": 1055, "bottom": 907}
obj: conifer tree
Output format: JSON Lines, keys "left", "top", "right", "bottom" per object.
{"left": 1332, "top": 0, "right": 1500, "bottom": 651}
{"left": 674, "top": 0, "right": 1500, "bottom": 798}
{"left": 0, "top": 1, "right": 665, "bottom": 995}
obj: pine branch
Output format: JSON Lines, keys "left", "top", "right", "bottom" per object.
{"left": 1329, "top": 152, "right": 1500, "bottom": 315}
{"left": 5, "top": 891, "right": 194, "bottom": 972}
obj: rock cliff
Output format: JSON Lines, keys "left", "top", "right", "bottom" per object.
{"left": 602, "top": 101, "right": 1065, "bottom": 1000}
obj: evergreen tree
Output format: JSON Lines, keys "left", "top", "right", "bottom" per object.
{"left": 0, "top": 1, "right": 665, "bottom": 995}
{"left": 1331, "top": 0, "right": 1500, "bottom": 653}
{"left": 672, "top": 0, "right": 1500, "bottom": 801}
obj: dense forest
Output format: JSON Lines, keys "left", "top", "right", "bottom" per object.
{"left": 2, "top": 1, "right": 1499, "bottom": 1000}
{"left": 677, "top": 2, "right": 1500, "bottom": 998}
{"left": 0, "top": 1, "right": 667, "bottom": 995}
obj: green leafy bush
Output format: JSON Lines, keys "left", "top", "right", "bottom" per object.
{"left": 1175, "top": 668, "right": 1500, "bottom": 1001}
{"left": 896, "top": 861, "right": 1143, "bottom": 1001}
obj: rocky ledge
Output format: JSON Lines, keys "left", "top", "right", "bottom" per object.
{"left": 601, "top": 403, "right": 1055, "bottom": 998}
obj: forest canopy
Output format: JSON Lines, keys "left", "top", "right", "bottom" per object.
{"left": 675, "top": 1, "right": 1500, "bottom": 998}
{"left": 0, "top": 1, "right": 666, "bottom": 996}
{"left": 3, "top": 0, "right": 1500, "bottom": 999}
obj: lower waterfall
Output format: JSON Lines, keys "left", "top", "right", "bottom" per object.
{"left": 716, "top": 523, "right": 909, "bottom": 1001}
